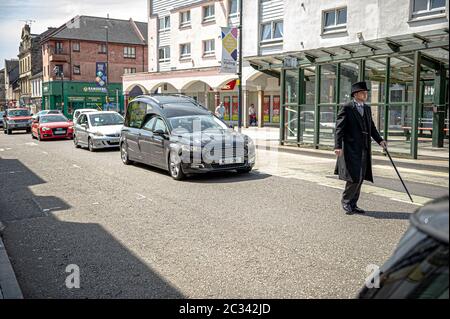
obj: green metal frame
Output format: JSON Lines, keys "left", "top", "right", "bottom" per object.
{"left": 297, "top": 68, "right": 305, "bottom": 144}
{"left": 280, "top": 69, "right": 286, "bottom": 144}
{"left": 314, "top": 65, "right": 321, "bottom": 148}
{"left": 433, "top": 63, "right": 447, "bottom": 147}
{"left": 411, "top": 51, "right": 421, "bottom": 159}
{"left": 384, "top": 57, "right": 390, "bottom": 141}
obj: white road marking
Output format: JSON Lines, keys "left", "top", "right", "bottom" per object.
{"left": 391, "top": 198, "right": 423, "bottom": 206}
{"left": 0, "top": 148, "right": 4, "bottom": 152}
{"left": 72, "top": 164, "right": 81, "bottom": 169}
{"left": 136, "top": 193, "right": 146, "bottom": 200}
{"left": 42, "top": 151, "right": 48, "bottom": 155}
{"left": 255, "top": 149, "right": 438, "bottom": 206}
{"left": 25, "top": 142, "right": 38, "bottom": 147}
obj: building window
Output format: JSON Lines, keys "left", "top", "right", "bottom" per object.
{"left": 229, "top": 0, "right": 239, "bottom": 16}
{"left": 260, "top": 20, "right": 283, "bottom": 42}
{"left": 411, "top": 0, "right": 446, "bottom": 18}
{"left": 124, "top": 68, "right": 136, "bottom": 74}
{"left": 203, "top": 39, "right": 215, "bottom": 56}
{"left": 124, "top": 47, "right": 136, "bottom": 59}
{"left": 159, "top": 46, "right": 170, "bottom": 63}
{"left": 159, "top": 16, "right": 170, "bottom": 31}
{"left": 99, "top": 43, "right": 107, "bottom": 54}
{"left": 203, "top": 5, "right": 215, "bottom": 22}
{"left": 322, "top": 7, "right": 347, "bottom": 33}
{"left": 180, "top": 11, "right": 191, "bottom": 28}
{"left": 73, "top": 42, "right": 80, "bottom": 52}
{"left": 73, "top": 65, "right": 81, "bottom": 75}
{"left": 55, "top": 42, "right": 64, "bottom": 54}
{"left": 180, "top": 43, "right": 191, "bottom": 59}
{"left": 54, "top": 64, "right": 64, "bottom": 77}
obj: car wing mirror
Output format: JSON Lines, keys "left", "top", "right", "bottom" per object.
{"left": 154, "top": 129, "right": 169, "bottom": 138}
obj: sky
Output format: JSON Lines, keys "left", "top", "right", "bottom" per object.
{"left": 0, "top": 0, "right": 147, "bottom": 69}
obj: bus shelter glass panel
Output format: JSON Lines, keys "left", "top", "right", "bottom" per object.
{"left": 284, "top": 70, "right": 299, "bottom": 141}
{"left": 319, "top": 106, "right": 336, "bottom": 146}
{"left": 299, "top": 68, "right": 315, "bottom": 144}
{"left": 417, "top": 66, "right": 443, "bottom": 155}
{"left": 284, "top": 105, "right": 298, "bottom": 141}
{"left": 340, "top": 62, "right": 359, "bottom": 104}
{"left": 320, "top": 64, "right": 337, "bottom": 104}
{"left": 387, "top": 56, "right": 414, "bottom": 154}
{"left": 285, "top": 70, "right": 298, "bottom": 104}
{"left": 365, "top": 59, "right": 387, "bottom": 135}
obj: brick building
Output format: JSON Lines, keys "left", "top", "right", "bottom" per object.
{"left": 18, "top": 25, "right": 55, "bottom": 112}
{"left": 40, "top": 15, "right": 148, "bottom": 117}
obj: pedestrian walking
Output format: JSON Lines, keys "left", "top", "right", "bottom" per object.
{"left": 249, "top": 104, "right": 257, "bottom": 126}
{"left": 334, "top": 81, "right": 387, "bottom": 215}
{"left": 215, "top": 102, "right": 225, "bottom": 120}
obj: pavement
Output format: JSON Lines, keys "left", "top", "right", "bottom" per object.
{"left": 0, "top": 221, "right": 23, "bottom": 299}
{"left": 0, "top": 130, "right": 448, "bottom": 299}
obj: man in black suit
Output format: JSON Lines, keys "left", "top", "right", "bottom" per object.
{"left": 334, "top": 82, "right": 387, "bottom": 215}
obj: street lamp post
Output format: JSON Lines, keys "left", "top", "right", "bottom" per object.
{"left": 54, "top": 66, "right": 64, "bottom": 113}
{"left": 104, "top": 25, "right": 109, "bottom": 110}
{"left": 237, "top": 0, "right": 243, "bottom": 132}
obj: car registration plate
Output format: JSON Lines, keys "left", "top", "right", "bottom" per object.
{"left": 219, "top": 157, "right": 243, "bottom": 165}
{"left": 54, "top": 130, "right": 66, "bottom": 135}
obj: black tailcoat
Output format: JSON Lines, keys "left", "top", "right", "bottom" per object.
{"left": 334, "top": 101, "right": 383, "bottom": 183}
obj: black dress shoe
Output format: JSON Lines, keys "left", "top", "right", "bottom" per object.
{"left": 353, "top": 207, "right": 366, "bottom": 214}
{"left": 343, "top": 204, "right": 354, "bottom": 215}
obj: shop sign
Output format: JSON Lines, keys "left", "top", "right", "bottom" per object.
{"left": 86, "top": 96, "right": 102, "bottom": 102}
{"left": 83, "top": 86, "right": 107, "bottom": 93}
{"left": 221, "top": 79, "right": 237, "bottom": 91}
{"left": 284, "top": 56, "right": 298, "bottom": 69}
{"left": 68, "top": 96, "right": 85, "bottom": 102}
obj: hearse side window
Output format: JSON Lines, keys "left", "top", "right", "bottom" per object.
{"left": 143, "top": 116, "right": 157, "bottom": 131}
{"left": 126, "top": 101, "right": 147, "bottom": 128}
{"left": 154, "top": 118, "right": 168, "bottom": 133}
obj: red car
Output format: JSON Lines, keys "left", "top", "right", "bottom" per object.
{"left": 31, "top": 114, "right": 74, "bottom": 141}
{"left": 2, "top": 108, "right": 32, "bottom": 134}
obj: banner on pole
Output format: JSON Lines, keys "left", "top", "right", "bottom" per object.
{"left": 220, "top": 27, "right": 238, "bottom": 74}
{"left": 96, "top": 62, "right": 107, "bottom": 87}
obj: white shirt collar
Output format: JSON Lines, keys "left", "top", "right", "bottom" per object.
{"left": 353, "top": 99, "right": 364, "bottom": 107}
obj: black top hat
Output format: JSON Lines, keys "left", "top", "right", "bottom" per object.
{"left": 351, "top": 81, "right": 370, "bottom": 97}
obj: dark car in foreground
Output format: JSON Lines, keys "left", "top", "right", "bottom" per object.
{"left": 2, "top": 108, "right": 32, "bottom": 134}
{"left": 359, "top": 196, "right": 448, "bottom": 299}
{"left": 120, "top": 95, "right": 256, "bottom": 180}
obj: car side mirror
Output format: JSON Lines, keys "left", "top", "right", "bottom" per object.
{"left": 154, "top": 129, "right": 168, "bottom": 138}
{"left": 154, "top": 129, "right": 166, "bottom": 135}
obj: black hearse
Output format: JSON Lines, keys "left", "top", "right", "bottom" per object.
{"left": 120, "top": 95, "right": 256, "bottom": 180}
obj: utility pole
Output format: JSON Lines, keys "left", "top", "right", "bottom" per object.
{"left": 105, "top": 24, "right": 109, "bottom": 110}
{"left": 237, "top": 0, "right": 243, "bottom": 132}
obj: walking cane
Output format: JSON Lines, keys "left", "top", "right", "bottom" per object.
{"left": 383, "top": 147, "right": 414, "bottom": 203}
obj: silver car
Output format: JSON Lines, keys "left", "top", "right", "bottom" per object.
{"left": 74, "top": 111, "right": 124, "bottom": 151}
{"left": 73, "top": 108, "right": 97, "bottom": 125}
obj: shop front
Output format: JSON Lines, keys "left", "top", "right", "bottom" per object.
{"left": 247, "top": 29, "right": 449, "bottom": 159}
{"left": 42, "top": 81, "right": 125, "bottom": 119}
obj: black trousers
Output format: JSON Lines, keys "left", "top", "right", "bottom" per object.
{"left": 342, "top": 149, "right": 368, "bottom": 208}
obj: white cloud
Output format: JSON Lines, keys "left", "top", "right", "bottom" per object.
{"left": 0, "top": 0, "right": 147, "bottom": 68}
